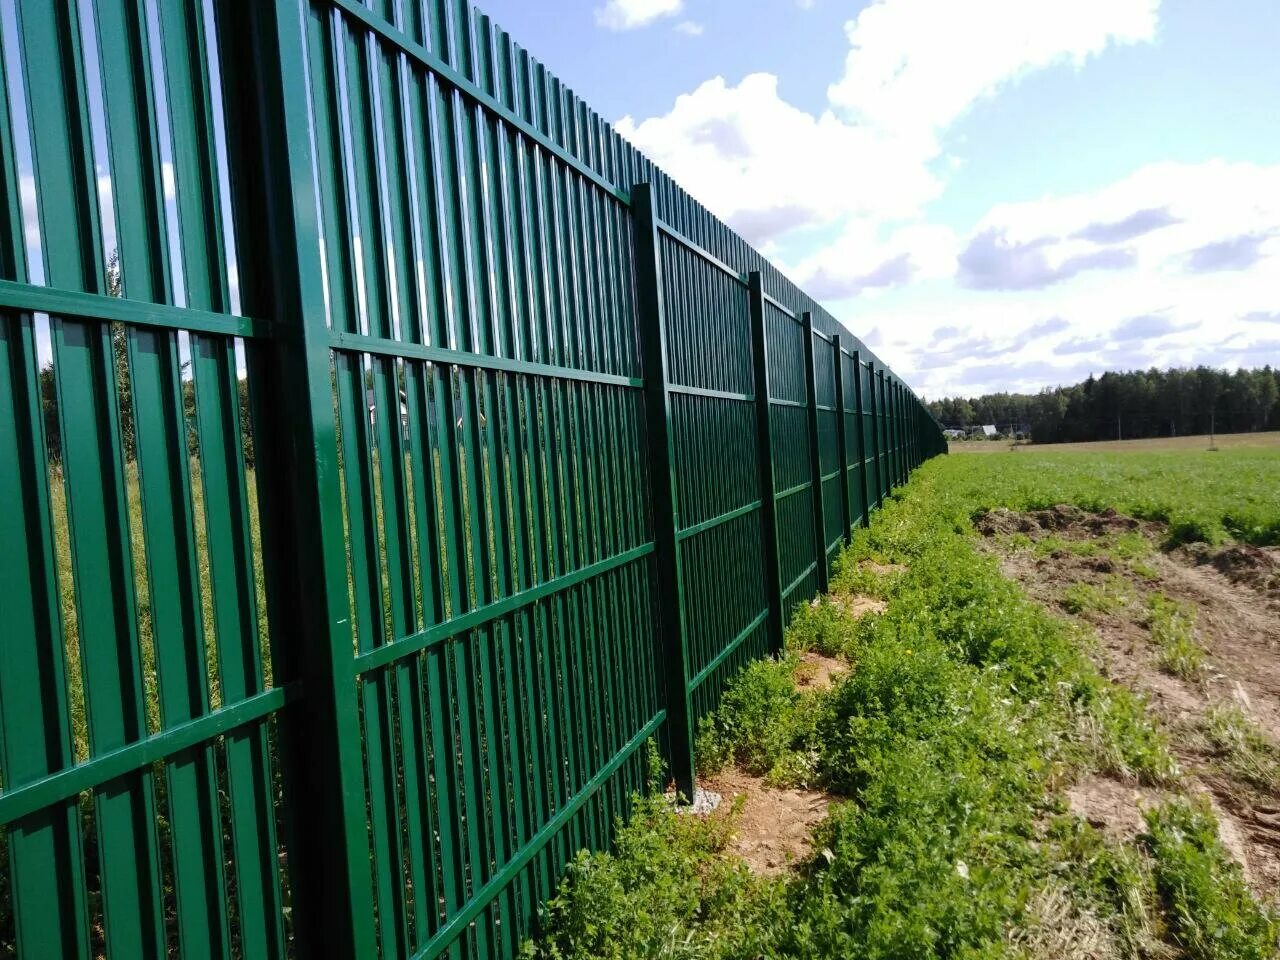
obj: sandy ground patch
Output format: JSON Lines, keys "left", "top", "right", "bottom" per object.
{"left": 829, "top": 593, "right": 888, "bottom": 619}
{"left": 857, "top": 561, "right": 908, "bottom": 576}
{"left": 1066, "top": 774, "right": 1172, "bottom": 846}
{"left": 795, "top": 650, "right": 847, "bottom": 691}
{"left": 701, "top": 766, "right": 833, "bottom": 877}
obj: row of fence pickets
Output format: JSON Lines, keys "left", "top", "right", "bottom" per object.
{"left": 0, "top": 1, "right": 945, "bottom": 958}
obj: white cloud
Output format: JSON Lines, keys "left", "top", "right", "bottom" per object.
{"left": 617, "top": 74, "right": 939, "bottom": 245}
{"left": 595, "top": 0, "right": 682, "bottom": 31}
{"left": 846, "top": 162, "right": 1280, "bottom": 397}
{"left": 674, "top": 20, "right": 704, "bottom": 36}
{"left": 618, "top": 0, "right": 1160, "bottom": 249}
{"left": 19, "top": 173, "right": 40, "bottom": 253}
{"left": 968, "top": 162, "right": 1280, "bottom": 254}
{"left": 609, "top": 0, "right": 1279, "bottom": 398}
{"left": 786, "top": 220, "right": 958, "bottom": 298}
{"left": 828, "top": 0, "right": 1158, "bottom": 151}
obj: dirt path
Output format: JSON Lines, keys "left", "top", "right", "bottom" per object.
{"left": 977, "top": 505, "right": 1280, "bottom": 897}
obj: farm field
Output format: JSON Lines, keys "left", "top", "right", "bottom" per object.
{"left": 526, "top": 448, "right": 1280, "bottom": 959}
{"left": 937, "top": 447, "right": 1280, "bottom": 546}
{"left": 952, "top": 431, "right": 1280, "bottom": 454}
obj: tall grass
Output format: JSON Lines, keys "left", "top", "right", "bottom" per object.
{"left": 46, "top": 461, "right": 270, "bottom": 761}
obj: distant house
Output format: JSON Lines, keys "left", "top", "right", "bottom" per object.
{"left": 367, "top": 389, "right": 410, "bottom": 439}
{"left": 943, "top": 429, "right": 966, "bottom": 440}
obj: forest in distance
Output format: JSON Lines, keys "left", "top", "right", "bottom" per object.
{"left": 928, "top": 365, "right": 1280, "bottom": 444}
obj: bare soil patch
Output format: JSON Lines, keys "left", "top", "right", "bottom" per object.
{"left": 796, "top": 650, "right": 847, "bottom": 691}
{"left": 828, "top": 592, "right": 887, "bottom": 620}
{"left": 701, "top": 766, "right": 833, "bottom": 876}
{"left": 858, "top": 561, "right": 908, "bottom": 576}
{"left": 1197, "top": 543, "right": 1280, "bottom": 603}
{"left": 1065, "top": 774, "right": 1260, "bottom": 884}
{"left": 977, "top": 505, "right": 1280, "bottom": 896}
{"left": 976, "top": 504, "right": 1153, "bottom": 539}
{"left": 1066, "top": 774, "right": 1171, "bottom": 847}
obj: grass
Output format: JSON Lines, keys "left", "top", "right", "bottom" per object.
{"left": 45, "top": 461, "right": 271, "bottom": 763}
{"left": 1144, "top": 798, "right": 1280, "bottom": 960}
{"left": 525, "top": 449, "right": 1280, "bottom": 959}
{"left": 952, "top": 432, "right": 1280, "bottom": 455}
{"left": 929, "top": 448, "right": 1280, "bottom": 547}
{"left": 1062, "top": 578, "right": 1134, "bottom": 616}
{"left": 1147, "top": 593, "right": 1205, "bottom": 680}
{"left": 1204, "top": 703, "right": 1280, "bottom": 793}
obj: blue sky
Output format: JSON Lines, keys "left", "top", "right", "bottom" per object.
{"left": 480, "top": 0, "right": 1280, "bottom": 398}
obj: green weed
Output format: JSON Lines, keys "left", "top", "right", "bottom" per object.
{"left": 1035, "top": 535, "right": 1100, "bottom": 558}
{"left": 786, "top": 596, "right": 863, "bottom": 659}
{"left": 528, "top": 451, "right": 1272, "bottom": 959}
{"left": 694, "top": 654, "right": 821, "bottom": 784}
{"left": 1143, "top": 798, "right": 1280, "bottom": 960}
{"left": 1106, "top": 532, "right": 1154, "bottom": 562}
{"left": 523, "top": 793, "right": 788, "bottom": 960}
{"left": 1061, "top": 578, "right": 1133, "bottom": 616}
{"left": 1147, "top": 594, "right": 1204, "bottom": 680}
{"left": 1007, "top": 532, "right": 1034, "bottom": 551}
{"left": 1129, "top": 559, "right": 1161, "bottom": 581}
{"left": 830, "top": 549, "right": 907, "bottom": 599}
{"left": 1035, "top": 815, "right": 1163, "bottom": 957}
{"left": 1204, "top": 703, "right": 1280, "bottom": 792}
{"left": 1071, "top": 683, "right": 1180, "bottom": 786}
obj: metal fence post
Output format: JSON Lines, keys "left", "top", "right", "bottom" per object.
{"left": 909, "top": 392, "right": 917, "bottom": 469}
{"left": 891, "top": 380, "right": 901, "bottom": 486}
{"left": 882, "top": 372, "right": 890, "bottom": 499}
{"left": 901, "top": 384, "right": 911, "bottom": 483}
{"left": 833, "top": 336, "right": 851, "bottom": 544}
{"left": 889, "top": 377, "right": 897, "bottom": 490}
{"left": 875, "top": 369, "right": 887, "bottom": 507}
{"left": 908, "top": 392, "right": 916, "bottom": 469}
{"left": 889, "top": 380, "right": 897, "bottom": 486}
{"left": 228, "top": 3, "right": 376, "bottom": 954}
{"left": 853, "top": 351, "right": 871, "bottom": 525}
{"left": 802, "top": 313, "right": 829, "bottom": 593}
{"left": 903, "top": 385, "right": 910, "bottom": 476}
{"left": 632, "top": 183, "right": 695, "bottom": 801}
{"left": 748, "top": 272, "right": 785, "bottom": 653}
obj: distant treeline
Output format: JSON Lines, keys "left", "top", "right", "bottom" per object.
{"left": 928, "top": 366, "right": 1280, "bottom": 444}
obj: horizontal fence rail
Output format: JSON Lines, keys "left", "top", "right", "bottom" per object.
{"left": 0, "top": 0, "right": 946, "bottom": 957}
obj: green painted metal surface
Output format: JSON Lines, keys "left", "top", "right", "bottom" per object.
{"left": 0, "top": 0, "right": 945, "bottom": 956}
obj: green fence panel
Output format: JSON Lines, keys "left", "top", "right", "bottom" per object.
{"left": 0, "top": 0, "right": 945, "bottom": 957}
{"left": 0, "top": 2, "right": 293, "bottom": 959}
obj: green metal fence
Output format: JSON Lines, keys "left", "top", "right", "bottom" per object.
{"left": 0, "top": 1, "right": 945, "bottom": 957}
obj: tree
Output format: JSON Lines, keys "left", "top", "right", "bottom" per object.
{"left": 929, "top": 364, "right": 1278, "bottom": 445}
